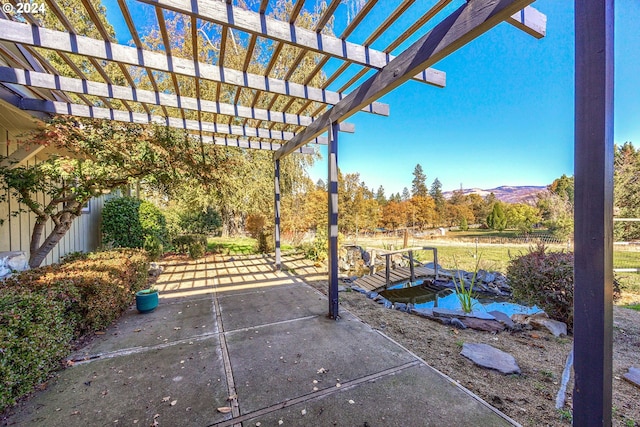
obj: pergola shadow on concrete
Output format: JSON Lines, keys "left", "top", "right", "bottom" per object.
{"left": 0, "top": 0, "right": 614, "bottom": 424}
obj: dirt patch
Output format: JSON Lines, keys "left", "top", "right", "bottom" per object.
{"left": 307, "top": 280, "right": 640, "bottom": 426}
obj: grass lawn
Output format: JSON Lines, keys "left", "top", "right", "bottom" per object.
{"left": 208, "top": 236, "right": 293, "bottom": 255}
{"left": 208, "top": 236, "right": 257, "bottom": 255}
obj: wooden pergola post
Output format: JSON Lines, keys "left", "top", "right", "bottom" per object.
{"left": 573, "top": 1, "right": 614, "bottom": 425}
{"left": 274, "top": 159, "right": 281, "bottom": 271}
{"left": 327, "top": 122, "right": 340, "bottom": 319}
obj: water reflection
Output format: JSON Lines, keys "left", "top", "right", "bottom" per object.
{"left": 379, "top": 281, "right": 541, "bottom": 317}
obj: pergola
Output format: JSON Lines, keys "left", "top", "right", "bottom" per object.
{"left": 0, "top": 0, "right": 614, "bottom": 425}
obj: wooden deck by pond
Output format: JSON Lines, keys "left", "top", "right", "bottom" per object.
{"left": 353, "top": 265, "right": 439, "bottom": 292}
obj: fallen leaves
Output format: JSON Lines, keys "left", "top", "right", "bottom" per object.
{"left": 217, "top": 406, "right": 232, "bottom": 414}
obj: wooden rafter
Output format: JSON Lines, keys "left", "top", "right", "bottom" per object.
{"left": 0, "top": 20, "right": 390, "bottom": 117}
{"left": 0, "top": 65, "right": 356, "bottom": 132}
{"left": 138, "top": 0, "right": 447, "bottom": 87}
{"left": 275, "top": 0, "right": 536, "bottom": 159}
{"left": 18, "top": 98, "right": 332, "bottom": 144}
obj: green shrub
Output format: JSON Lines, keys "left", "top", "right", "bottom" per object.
{"left": 0, "top": 289, "right": 75, "bottom": 411}
{"left": 188, "top": 241, "right": 205, "bottom": 259}
{"left": 102, "top": 197, "right": 168, "bottom": 250}
{"left": 301, "top": 228, "right": 329, "bottom": 262}
{"left": 139, "top": 201, "right": 169, "bottom": 245}
{"left": 0, "top": 250, "right": 149, "bottom": 412}
{"left": 256, "top": 229, "right": 274, "bottom": 254}
{"left": 143, "top": 235, "right": 163, "bottom": 261}
{"left": 178, "top": 206, "right": 221, "bottom": 235}
{"left": 172, "top": 234, "right": 208, "bottom": 254}
{"left": 102, "top": 197, "right": 145, "bottom": 248}
{"left": 507, "top": 244, "right": 574, "bottom": 329}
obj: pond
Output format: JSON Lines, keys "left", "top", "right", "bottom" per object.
{"left": 379, "top": 280, "right": 542, "bottom": 318}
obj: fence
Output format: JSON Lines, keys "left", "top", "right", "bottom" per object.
{"left": 614, "top": 219, "right": 640, "bottom": 273}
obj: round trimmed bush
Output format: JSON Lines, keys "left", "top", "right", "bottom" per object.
{"left": 102, "top": 197, "right": 168, "bottom": 250}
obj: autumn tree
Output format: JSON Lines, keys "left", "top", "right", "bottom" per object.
{"left": 410, "top": 196, "right": 436, "bottom": 230}
{"left": 0, "top": 119, "right": 218, "bottom": 267}
{"left": 505, "top": 203, "right": 541, "bottom": 233}
{"left": 381, "top": 201, "right": 409, "bottom": 231}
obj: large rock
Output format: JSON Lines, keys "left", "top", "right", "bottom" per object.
{"left": 529, "top": 317, "right": 567, "bottom": 337}
{"left": 459, "top": 317, "right": 505, "bottom": 333}
{"left": 488, "top": 311, "right": 516, "bottom": 329}
{"left": 512, "top": 312, "right": 567, "bottom": 337}
{"left": 460, "top": 343, "right": 521, "bottom": 374}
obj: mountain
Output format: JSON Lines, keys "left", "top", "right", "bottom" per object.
{"left": 443, "top": 185, "right": 546, "bottom": 204}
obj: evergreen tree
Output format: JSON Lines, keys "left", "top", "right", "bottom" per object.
{"left": 375, "top": 185, "right": 387, "bottom": 205}
{"left": 486, "top": 202, "right": 508, "bottom": 231}
{"left": 401, "top": 187, "right": 411, "bottom": 201}
{"left": 411, "top": 164, "right": 428, "bottom": 197}
{"left": 429, "top": 178, "right": 445, "bottom": 225}
{"left": 614, "top": 142, "right": 640, "bottom": 240}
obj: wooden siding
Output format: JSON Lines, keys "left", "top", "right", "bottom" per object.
{"left": 0, "top": 121, "right": 106, "bottom": 266}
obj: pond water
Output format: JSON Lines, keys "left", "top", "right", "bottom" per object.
{"left": 380, "top": 281, "right": 542, "bottom": 318}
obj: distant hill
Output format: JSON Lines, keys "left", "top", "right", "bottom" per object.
{"left": 443, "top": 185, "right": 546, "bottom": 204}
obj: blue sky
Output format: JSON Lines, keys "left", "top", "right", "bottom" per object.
{"left": 311, "top": 1, "right": 639, "bottom": 194}
{"left": 104, "top": 1, "right": 639, "bottom": 195}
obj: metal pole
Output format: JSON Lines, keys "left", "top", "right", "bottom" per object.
{"left": 385, "top": 255, "right": 390, "bottom": 289}
{"left": 408, "top": 250, "right": 415, "bottom": 284}
{"left": 274, "top": 159, "right": 281, "bottom": 271}
{"left": 327, "top": 122, "right": 340, "bottom": 319}
{"left": 573, "top": 1, "right": 614, "bottom": 425}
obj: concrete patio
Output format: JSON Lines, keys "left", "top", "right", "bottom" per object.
{"left": 5, "top": 254, "right": 518, "bottom": 426}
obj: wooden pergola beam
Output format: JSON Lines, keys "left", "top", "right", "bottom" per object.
{"left": 573, "top": 0, "right": 614, "bottom": 424}
{"left": 18, "top": 98, "right": 329, "bottom": 145}
{"left": 506, "top": 6, "right": 547, "bottom": 39}
{"left": 139, "top": 0, "right": 447, "bottom": 88}
{"left": 0, "top": 20, "right": 390, "bottom": 117}
{"left": 195, "top": 134, "right": 314, "bottom": 154}
{"left": 0, "top": 143, "right": 46, "bottom": 169}
{"left": 0, "top": 66, "right": 355, "bottom": 133}
{"left": 274, "top": 0, "right": 535, "bottom": 160}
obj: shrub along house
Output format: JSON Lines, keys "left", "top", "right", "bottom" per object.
{"left": 0, "top": 1, "right": 616, "bottom": 425}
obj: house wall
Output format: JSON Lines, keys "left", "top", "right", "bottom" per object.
{"left": 0, "top": 114, "right": 107, "bottom": 266}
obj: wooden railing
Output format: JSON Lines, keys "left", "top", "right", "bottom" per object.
{"left": 378, "top": 246, "right": 438, "bottom": 288}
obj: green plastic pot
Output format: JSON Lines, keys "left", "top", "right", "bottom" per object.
{"left": 135, "top": 289, "right": 159, "bottom": 313}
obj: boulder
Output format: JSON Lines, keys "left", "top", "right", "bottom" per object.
{"left": 512, "top": 312, "right": 567, "bottom": 337}
{"left": 460, "top": 343, "right": 520, "bottom": 374}
{"left": 529, "top": 317, "right": 567, "bottom": 337}
{"left": 488, "top": 311, "right": 516, "bottom": 329}
{"left": 459, "top": 317, "right": 505, "bottom": 333}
